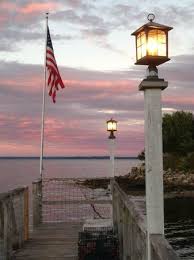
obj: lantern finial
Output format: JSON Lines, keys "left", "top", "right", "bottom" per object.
{"left": 147, "top": 13, "right": 155, "bottom": 22}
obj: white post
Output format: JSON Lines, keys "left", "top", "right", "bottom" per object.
{"left": 108, "top": 135, "right": 116, "bottom": 223}
{"left": 40, "top": 13, "right": 49, "bottom": 178}
{"left": 109, "top": 138, "right": 115, "bottom": 178}
{"left": 139, "top": 78, "right": 168, "bottom": 260}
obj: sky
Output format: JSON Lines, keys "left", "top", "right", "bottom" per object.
{"left": 0, "top": 0, "right": 194, "bottom": 157}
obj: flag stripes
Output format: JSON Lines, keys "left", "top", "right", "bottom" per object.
{"left": 46, "top": 26, "right": 65, "bottom": 103}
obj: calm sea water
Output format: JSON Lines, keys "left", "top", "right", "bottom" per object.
{"left": 0, "top": 158, "right": 193, "bottom": 259}
{"left": 165, "top": 198, "right": 194, "bottom": 259}
{"left": 0, "top": 158, "right": 139, "bottom": 193}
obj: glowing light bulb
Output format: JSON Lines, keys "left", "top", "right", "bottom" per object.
{"left": 147, "top": 38, "right": 158, "bottom": 56}
{"left": 107, "top": 119, "right": 117, "bottom": 131}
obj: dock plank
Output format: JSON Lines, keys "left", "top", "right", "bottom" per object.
{"left": 14, "top": 222, "right": 83, "bottom": 260}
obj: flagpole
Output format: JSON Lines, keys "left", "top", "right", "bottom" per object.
{"left": 40, "top": 12, "right": 49, "bottom": 178}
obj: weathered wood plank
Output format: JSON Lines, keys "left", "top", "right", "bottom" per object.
{"left": 150, "top": 234, "right": 180, "bottom": 260}
{"left": 14, "top": 256, "right": 77, "bottom": 260}
{"left": 0, "top": 186, "right": 29, "bottom": 259}
{"left": 14, "top": 222, "right": 82, "bottom": 259}
{"left": 0, "top": 187, "right": 28, "bottom": 201}
{"left": 24, "top": 187, "right": 29, "bottom": 241}
{"left": 112, "top": 180, "right": 181, "bottom": 260}
{"left": 32, "top": 180, "right": 42, "bottom": 227}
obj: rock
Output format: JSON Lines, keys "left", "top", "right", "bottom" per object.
{"left": 131, "top": 167, "right": 139, "bottom": 175}
{"left": 166, "top": 177, "right": 173, "bottom": 183}
{"left": 179, "top": 174, "right": 186, "bottom": 180}
{"left": 139, "top": 165, "right": 145, "bottom": 174}
{"left": 182, "top": 179, "right": 189, "bottom": 185}
{"left": 165, "top": 168, "right": 172, "bottom": 175}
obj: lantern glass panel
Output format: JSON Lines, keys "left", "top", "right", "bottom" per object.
{"left": 107, "top": 121, "right": 117, "bottom": 131}
{"left": 137, "top": 31, "right": 146, "bottom": 60}
{"left": 147, "top": 29, "right": 166, "bottom": 56}
{"left": 107, "top": 122, "right": 113, "bottom": 131}
{"left": 112, "top": 122, "right": 117, "bottom": 131}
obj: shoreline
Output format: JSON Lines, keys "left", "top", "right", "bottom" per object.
{"left": 81, "top": 165, "right": 194, "bottom": 196}
{"left": 0, "top": 156, "right": 138, "bottom": 160}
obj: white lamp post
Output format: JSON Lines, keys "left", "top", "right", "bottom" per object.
{"left": 107, "top": 118, "right": 117, "bottom": 225}
{"left": 132, "top": 14, "right": 173, "bottom": 260}
{"left": 107, "top": 118, "right": 117, "bottom": 178}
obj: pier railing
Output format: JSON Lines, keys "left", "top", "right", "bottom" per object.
{"left": 32, "top": 178, "right": 181, "bottom": 259}
{"left": 0, "top": 186, "right": 29, "bottom": 260}
{"left": 112, "top": 180, "right": 180, "bottom": 260}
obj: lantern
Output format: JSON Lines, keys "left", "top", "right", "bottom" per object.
{"left": 131, "top": 14, "right": 173, "bottom": 66}
{"left": 107, "top": 118, "right": 117, "bottom": 139}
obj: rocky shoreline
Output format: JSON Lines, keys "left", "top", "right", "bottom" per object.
{"left": 81, "top": 165, "right": 194, "bottom": 195}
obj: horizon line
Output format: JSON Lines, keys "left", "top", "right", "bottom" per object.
{"left": 0, "top": 156, "right": 138, "bottom": 159}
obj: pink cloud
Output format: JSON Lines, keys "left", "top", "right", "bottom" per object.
{"left": 0, "top": 15, "right": 8, "bottom": 26}
{"left": 0, "top": 112, "right": 144, "bottom": 156}
{"left": 65, "top": 79, "right": 136, "bottom": 88}
{"left": 20, "top": 2, "right": 60, "bottom": 14}
{"left": 163, "top": 95, "right": 194, "bottom": 107}
{"left": 1, "top": 60, "right": 194, "bottom": 156}
{"left": 1, "top": 2, "right": 17, "bottom": 10}
{"left": 1, "top": 77, "right": 42, "bottom": 93}
{"left": 0, "top": 142, "right": 38, "bottom": 156}
{"left": 0, "top": 2, "right": 17, "bottom": 26}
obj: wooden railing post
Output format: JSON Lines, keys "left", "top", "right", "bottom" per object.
{"left": 0, "top": 187, "right": 30, "bottom": 258}
{"left": 110, "top": 178, "right": 114, "bottom": 227}
{"left": 18, "top": 192, "right": 25, "bottom": 248}
{"left": 3, "top": 199, "right": 12, "bottom": 259}
{"left": 150, "top": 234, "right": 180, "bottom": 260}
{"left": 24, "top": 187, "right": 29, "bottom": 241}
{"left": 118, "top": 198, "right": 123, "bottom": 260}
{"left": 112, "top": 180, "right": 118, "bottom": 232}
{"left": 123, "top": 206, "right": 129, "bottom": 260}
{"left": 112, "top": 181, "right": 180, "bottom": 260}
{"left": 10, "top": 195, "right": 19, "bottom": 249}
{"left": 33, "top": 179, "right": 42, "bottom": 227}
{"left": 0, "top": 201, "right": 5, "bottom": 259}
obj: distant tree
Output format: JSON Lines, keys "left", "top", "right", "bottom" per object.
{"left": 137, "top": 111, "right": 194, "bottom": 170}
{"left": 137, "top": 149, "right": 145, "bottom": 161}
{"left": 162, "top": 111, "right": 194, "bottom": 156}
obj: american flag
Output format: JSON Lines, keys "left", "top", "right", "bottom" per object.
{"left": 46, "top": 26, "right": 65, "bottom": 103}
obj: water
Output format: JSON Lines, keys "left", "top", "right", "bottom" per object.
{"left": 165, "top": 198, "right": 194, "bottom": 259}
{"left": 0, "top": 158, "right": 194, "bottom": 259}
{"left": 0, "top": 158, "right": 138, "bottom": 193}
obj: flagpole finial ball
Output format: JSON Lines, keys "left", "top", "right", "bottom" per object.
{"left": 147, "top": 13, "right": 155, "bottom": 22}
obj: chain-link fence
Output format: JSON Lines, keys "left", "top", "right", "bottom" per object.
{"left": 41, "top": 178, "right": 112, "bottom": 223}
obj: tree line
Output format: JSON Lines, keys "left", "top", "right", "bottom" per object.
{"left": 138, "top": 111, "right": 194, "bottom": 171}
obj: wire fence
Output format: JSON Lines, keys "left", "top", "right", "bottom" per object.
{"left": 41, "top": 178, "right": 112, "bottom": 223}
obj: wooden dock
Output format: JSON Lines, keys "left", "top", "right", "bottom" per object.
{"left": 13, "top": 222, "right": 83, "bottom": 260}
{"left": 0, "top": 178, "right": 181, "bottom": 260}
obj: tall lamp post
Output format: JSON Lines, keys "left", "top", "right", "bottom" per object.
{"left": 107, "top": 118, "right": 117, "bottom": 225}
{"left": 107, "top": 118, "right": 117, "bottom": 179}
{"left": 132, "top": 14, "right": 173, "bottom": 260}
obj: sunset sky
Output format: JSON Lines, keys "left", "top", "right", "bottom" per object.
{"left": 0, "top": 0, "right": 194, "bottom": 156}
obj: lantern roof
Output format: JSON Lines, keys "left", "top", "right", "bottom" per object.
{"left": 107, "top": 118, "right": 117, "bottom": 124}
{"left": 131, "top": 21, "right": 173, "bottom": 36}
